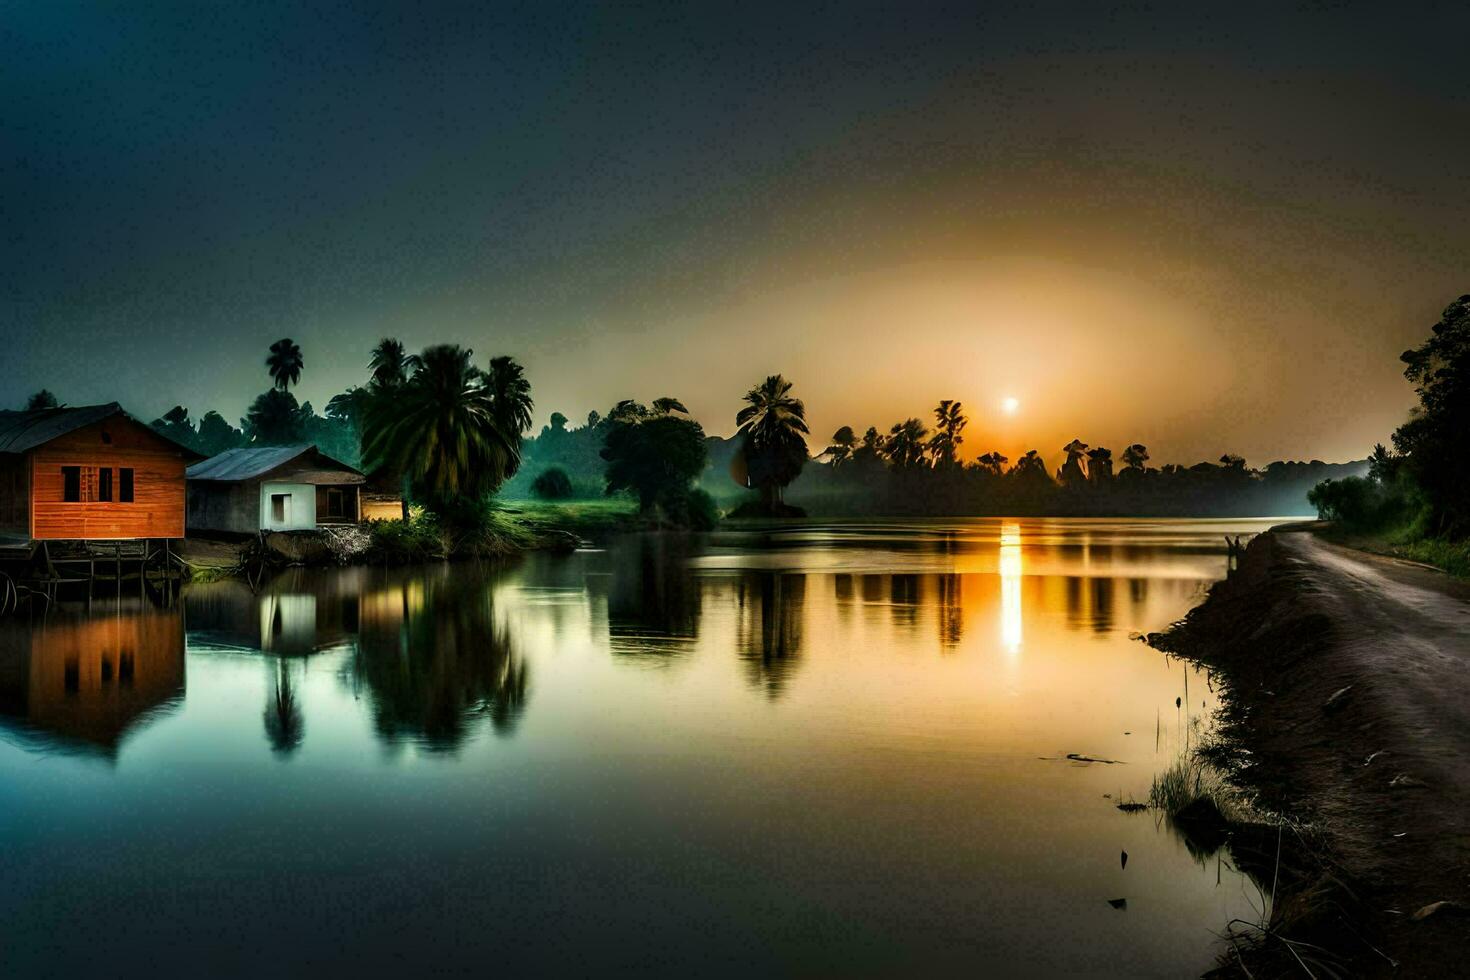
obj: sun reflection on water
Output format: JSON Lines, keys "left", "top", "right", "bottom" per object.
{"left": 999, "top": 521, "right": 1023, "bottom": 653}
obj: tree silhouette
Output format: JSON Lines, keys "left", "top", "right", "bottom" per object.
{"left": 266, "top": 338, "right": 303, "bottom": 391}
{"left": 197, "top": 410, "right": 244, "bottom": 455}
{"left": 602, "top": 407, "right": 710, "bottom": 520}
{"left": 929, "top": 399, "right": 968, "bottom": 468}
{"left": 369, "top": 337, "right": 418, "bottom": 392}
{"left": 1121, "top": 443, "right": 1150, "bottom": 472}
{"left": 651, "top": 396, "right": 689, "bottom": 416}
{"left": 25, "top": 390, "right": 58, "bottom": 410}
{"left": 486, "top": 355, "right": 534, "bottom": 439}
{"left": 244, "top": 389, "right": 307, "bottom": 444}
{"left": 735, "top": 375, "right": 809, "bottom": 509}
{"left": 883, "top": 418, "right": 929, "bottom": 470}
{"left": 361, "top": 344, "right": 521, "bottom": 512}
{"left": 976, "top": 451, "right": 1008, "bottom": 476}
{"left": 1057, "top": 439, "right": 1089, "bottom": 485}
{"left": 1087, "top": 446, "right": 1114, "bottom": 484}
{"left": 825, "top": 425, "right": 857, "bottom": 466}
{"left": 1393, "top": 292, "right": 1470, "bottom": 533}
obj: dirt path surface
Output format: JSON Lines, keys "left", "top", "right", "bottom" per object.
{"left": 1156, "top": 528, "right": 1470, "bottom": 976}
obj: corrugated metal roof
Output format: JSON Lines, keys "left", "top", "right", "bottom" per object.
{"left": 0, "top": 402, "right": 199, "bottom": 457}
{"left": 186, "top": 445, "right": 363, "bottom": 482}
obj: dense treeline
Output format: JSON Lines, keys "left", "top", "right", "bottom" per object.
{"left": 1307, "top": 293, "right": 1469, "bottom": 573}
{"left": 17, "top": 333, "right": 1382, "bottom": 525}
{"left": 509, "top": 392, "right": 1364, "bottom": 518}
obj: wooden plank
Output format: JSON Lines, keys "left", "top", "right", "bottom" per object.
{"left": 30, "top": 447, "right": 186, "bottom": 540}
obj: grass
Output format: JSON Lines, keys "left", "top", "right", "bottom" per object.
{"left": 1149, "top": 751, "right": 1251, "bottom": 824}
{"left": 1147, "top": 747, "right": 1375, "bottom": 978}
{"left": 1392, "top": 535, "right": 1470, "bottom": 578}
{"left": 1320, "top": 522, "right": 1470, "bottom": 579}
{"left": 494, "top": 496, "right": 643, "bottom": 537}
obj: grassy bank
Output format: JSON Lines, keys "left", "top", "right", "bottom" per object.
{"left": 1319, "top": 524, "right": 1470, "bottom": 578}
{"left": 492, "top": 496, "right": 644, "bottom": 538}
{"left": 179, "top": 502, "right": 594, "bottom": 580}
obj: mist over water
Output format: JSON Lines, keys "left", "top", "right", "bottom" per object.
{"left": 0, "top": 518, "right": 1282, "bottom": 976}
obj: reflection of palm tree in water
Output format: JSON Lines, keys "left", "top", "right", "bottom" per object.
{"left": 736, "top": 572, "right": 805, "bottom": 699}
{"left": 936, "top": 574, "right": 964, "bottom": 649}
{"left": 353, "top": 571, "right": 529, "bottom": 751}
{"left": 263, "top": 659, "right": 304, "bottom": 755}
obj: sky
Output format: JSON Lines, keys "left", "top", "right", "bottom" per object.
{"left": 3, "top": 2, "right": 1468, "bottom": 466}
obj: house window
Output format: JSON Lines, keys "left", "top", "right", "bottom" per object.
{"left": 271, "top": 493, "right": 289, "bottom": 524}
{"left": 98, "top": 467, "right": 113, "bottom": 502}
{"left": 326, "top": 488, "right": 345, "bottom": 518}
{"left": 62, "top": 466, "right": 81, "bottom": 502}
{"left": 119, "top": 468, "right": 134, "bottom": 502}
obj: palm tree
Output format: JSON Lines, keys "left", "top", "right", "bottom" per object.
{"left": 486, "top": 355, "right": 534, "bottom": 438}
{"left": 1121, "top": 443, "right": 1150, "bottom": 472}
{"left": 735, "top": 375, "right": 810, "bottom": 508}
{"left": 369, "top": 337, "right": 418, "bottom": 391}
{"left": 361, "top": 344, "right": 521, "bottom": 512}
{"left": 266, "top": 338, "right": 304, "bottom": 391}
{"left": 884, "top": 418, "right": 929, "bottom": 470}
{"left": 825, "top": 426, "right": 857, "bottom": 466}
{"left": 325, "top": 387, "right": 368, "bottom": 425}
{"left": 929, "top": 399, "right": 968, "bottom": 468}
{"left": 853, "top": 426, "right": 883, "bottom": 465}
{"left": 367, "top": 338, "right": 421, "bottom": 519}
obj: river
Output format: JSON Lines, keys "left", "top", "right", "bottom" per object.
{"left": 0, "top": 518, "right": 1285, "bottom": 977}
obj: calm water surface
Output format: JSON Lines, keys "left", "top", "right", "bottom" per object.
{"left": 0, "top": 518, "right": 1282, "bottom": 977}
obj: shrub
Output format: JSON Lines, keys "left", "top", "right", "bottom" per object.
{"left": 531, "top": 467, "right": 574, "bottom": 499}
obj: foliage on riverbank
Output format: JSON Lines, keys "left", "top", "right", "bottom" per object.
{"left": 1309, "top": 292, "right": 1469, "bottom": 578}
{"left": 363, "top": 504, "right": 578, "bottom": 563}
{"left": 1309, "top": 468, "right": 1470, "bottom": 578}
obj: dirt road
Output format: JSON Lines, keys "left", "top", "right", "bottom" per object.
{"left": 1158, "top": 528, "right": 1470, "bottom": 976}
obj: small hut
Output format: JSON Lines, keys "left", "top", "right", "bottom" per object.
{"left": 0, "top": 402, "right": 199, "bottom": 543}
{"left": 186, "top": 446, "right": 365, "bottom": 536}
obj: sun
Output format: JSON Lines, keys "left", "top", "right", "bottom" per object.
{"left": 1002, "top": 397, "right": 1020, "bottom": 415}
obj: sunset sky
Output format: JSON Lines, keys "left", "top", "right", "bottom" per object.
{"left": 4, "top": 3, "right": 1468, "bottom": 465}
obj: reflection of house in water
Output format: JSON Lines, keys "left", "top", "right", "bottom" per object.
{"left": 184, "top": 571, "right": 359, "bottom": 655}
{"left": 0, "top": 601, "right": 185, "bottom": 757}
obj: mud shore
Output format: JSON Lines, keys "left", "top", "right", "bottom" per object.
{"left": 1154, "top": 527, "right": 1470, "bottom": 976}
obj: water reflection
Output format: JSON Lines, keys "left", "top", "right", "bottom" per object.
{"left": 0, "top": 601, "right": 184, "bottom": 758}
{"left": 736, "top": 571, "right": 804, "bottom": 699}
{"left": 1000, "top": 521, "right": 1023, "bottom": 652}
{"left": 936, "top": 573, "right": 963, "bottom": 649}
{"left": 354, "top": 566, "right": 528, "bottom": 751}
{"left": 0, "top": 517, "right": 1293, "bottom": 977}
{"left": 599, "top": 535, "right": 702, "bottom": 660}
{"left": 187, "top": 570, "right": 359, "bottom": 655}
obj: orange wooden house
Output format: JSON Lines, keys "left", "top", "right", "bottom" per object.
{"left": 0, "top": 403, "right": 200, "bottom": 542}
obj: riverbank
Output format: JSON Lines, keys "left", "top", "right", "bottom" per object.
{"left": 1153, "top": 526, "right": 1470, "bottom": 976}
{"left": 177, "top": 507, "right": 589, "bottom": 580}
{"left": 1315, "top": 525, "right": 1470, "bottom": 580}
